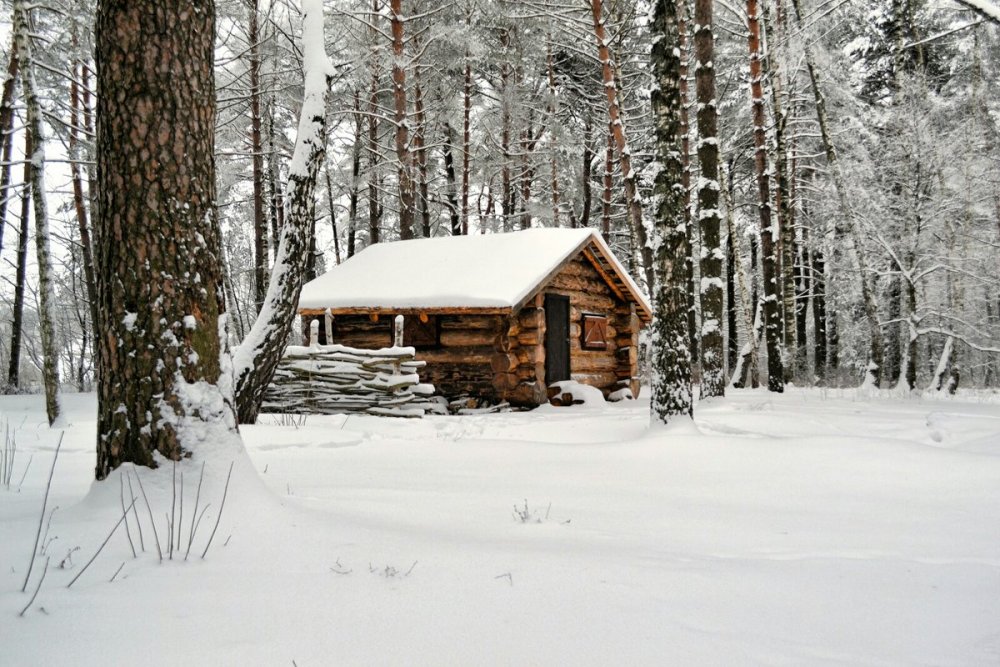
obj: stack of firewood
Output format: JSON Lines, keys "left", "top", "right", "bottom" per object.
{"left": 261, "top": 343, "right": 442, "bottom": 417}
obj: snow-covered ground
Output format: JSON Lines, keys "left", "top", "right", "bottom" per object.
{"left": 2, "top": 388, "right": 999, "bottom": 665}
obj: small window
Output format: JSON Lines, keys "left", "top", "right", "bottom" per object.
{"left": 398, "top": 315, "right": 439, "bottom": 349}
{"left": 581, "top": 314, "right": 609, "bottom": 350}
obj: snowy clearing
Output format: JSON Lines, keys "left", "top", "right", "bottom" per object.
{"left": 2, "top": 389, "right": 999, "bottom": 665}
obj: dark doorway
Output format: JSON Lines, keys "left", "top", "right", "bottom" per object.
{"left": 544, "top": 293, "right": 571, "bottom": 384}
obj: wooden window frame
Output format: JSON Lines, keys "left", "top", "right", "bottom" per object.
{"left": 581, "top": 313, "right": 609, "bottom": 350}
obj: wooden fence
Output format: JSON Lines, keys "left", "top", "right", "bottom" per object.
{"left": 261, "top": 317, "right": 442, "bottom": 417}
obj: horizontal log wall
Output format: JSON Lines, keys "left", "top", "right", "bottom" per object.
{"left": 321, "top": 313, "right": 507, "bottom": 402}
{"left": 515, "top": 255, "right": 639, "bottom": 398}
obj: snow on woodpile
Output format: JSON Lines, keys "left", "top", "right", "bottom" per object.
{"left": 261, "top": 344, "right": 443, "bottom": 417}
{"left": 299, "top": 228, "right": 645, "bottom": 310}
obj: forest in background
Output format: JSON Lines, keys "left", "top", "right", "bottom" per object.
{"left": 0, "top": 0, "right": 998, "bottom": 401}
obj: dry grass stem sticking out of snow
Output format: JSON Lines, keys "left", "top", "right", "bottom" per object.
{"left": 2, "top": 419, "right": 33, "bottom": 491}
{"left": 21, "top": 433, "right": 62, "bottom": 593}
{"left": 67, "top": 496, "right": 137, "bottom": 589}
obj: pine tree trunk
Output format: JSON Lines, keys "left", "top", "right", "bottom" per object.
{"left": 746, "top": 0, "right": 784, "bottom": 392}
{"left": 69, "top": 54, "right": 99, "bottom": 343}
{"left": 367, "top": 0, "right": 382, "bottom": 245}
{"left": 650, "top": 0, "right": 693, "bottom": 423}
{"left": 679, "top": 0, "right": 699, "bottom": 375}
{"left": 14, "top": 2, "right": 60, "bottom": 423}
{"left": 461, "top": 37, "right": 472, "bottom": 235}
{"left": 233, "top": 0, "right": 333, "bottom": 424}
{"left": 412, "top": 43, "right": 430, "bottom": 238}
{"left": 602, "top": 124, "right": 613, "bottom": 242}
{"left": 694, "top": 0, "right": 724, "bottom": 398}
{"left": 443, "top": 124, "right": 461, "bottom": 235}
{"left": 0, "top": 40, "right": 19, "bottom": 256}
{"left": 581, "top": 114, "right": 593, "bottom": 229}
{"left": 95, "top": 0, "right": 233, "bottom": 476}
{"left": 768, "top": 0, "right": 796, "bottom": 379}
{"left": 324, "top": 162, "right": 340, "bottom": 265}
{"left": 591, "top": 0, "right": 653, "bottom": 292}
{"left": 812, "top": 242, "right": 828, "bottom": 383}
{"left": 6, "top": 128, "right": 30, "bottom": 390}
{"left": 347, "top": 92, "right": 362, "bottom": 258}
{"left": 390, "top": 0, "right": 415, "bottom": 239}
{"left": 248, "top": 0, "right": 269, "bottom": 314}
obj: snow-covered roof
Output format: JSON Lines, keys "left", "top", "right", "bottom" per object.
{"left": 299, "top": 228, "right": 651, "bottom": 319}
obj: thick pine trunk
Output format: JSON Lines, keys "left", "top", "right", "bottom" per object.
{"left": 746, "top": 0, "right": 784, "bottom": 392}
{"left": 768, "top": 0, "right": 796, "bottom": 378}
{"left": 694, "top": 0, "right": 724, "bottom": 398}
{"left": 95, "top": 0, "right": 232, "bottom": 476}
{"left": 650, "top": 0, "right": 693, "bottom": 423}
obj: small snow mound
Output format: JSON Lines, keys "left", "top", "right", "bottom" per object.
{"left": 608, "top": 387, "right": 634, "bottom": 402}
{"left": 548, "top": 381, "right": 606, "bottom": 407}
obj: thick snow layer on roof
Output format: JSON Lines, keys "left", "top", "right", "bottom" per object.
{"left": 299, "top": 228, "right": 646, "bottom": 311}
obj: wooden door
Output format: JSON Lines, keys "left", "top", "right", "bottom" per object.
{"left": 544, "top": 293, "right": 570, "bottom": 384}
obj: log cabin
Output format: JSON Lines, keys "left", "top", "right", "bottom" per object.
{"left": 297, "top": 228, "right": 652, "bottom": 407}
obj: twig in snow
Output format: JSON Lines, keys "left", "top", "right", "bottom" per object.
{"left": 22, "top": 433, "right": 62, "bottom": 593}
{"left": 223, "top": 534, "right": 232, "bottom": 547}
{"left": 109, "top": 561, "right": 125, "bottom": 583}
{"left": 39, "top": 505, "right": 59, "bottom": 556}
{"left": 185, "top": 462, "right": 206, "bottom": 560}
{"left": 201, "top": 461, "right": 234, "bottom": 559}
{"left": 58, "top": 547, "right": 79, "bottom": 569}
{"left": 126, "top": 472, "right": 144, "bottom": 552}
{"left": 133, "top": 468, "right": 163, "bottom": 562}
{"left": 329, "top": 558, "right": 352, "bottom": 574}
{"left": 67, "top": 497, "right": 137, "bottom": 589}
{"left": 15, "top": 453, "right": 33, "bottom": 492}
{"left": 119, "top": 473, "right": 137, "bottom": 558}
{"left": 169, "top": 461, "right": 176, "bottom": 559}
{"left": 177, "top": 470, "right": 184, "bottom": 556}
{"left": 19, "top": 557, "right": 50, "bottom": 616}
{"left": 494, "top": 572, "right": 513, "bottom": 586}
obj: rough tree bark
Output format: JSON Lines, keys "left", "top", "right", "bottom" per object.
{"left": 248, "top": 0, "right": 269, "bottom": 314}
{"left": 390, "top": 0, "right": 416, "bottom": 239}
{"left": 745, "top": 0, "right": 785, "bottom": 392}
{"left": 650, "top": 0, "right": 693, "bottom": 423}
{"left": 694, "top": 0, "right": 725, "bottom": 399}
{"left": 95, "top": 0, "right": 234, "bottom": 476}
